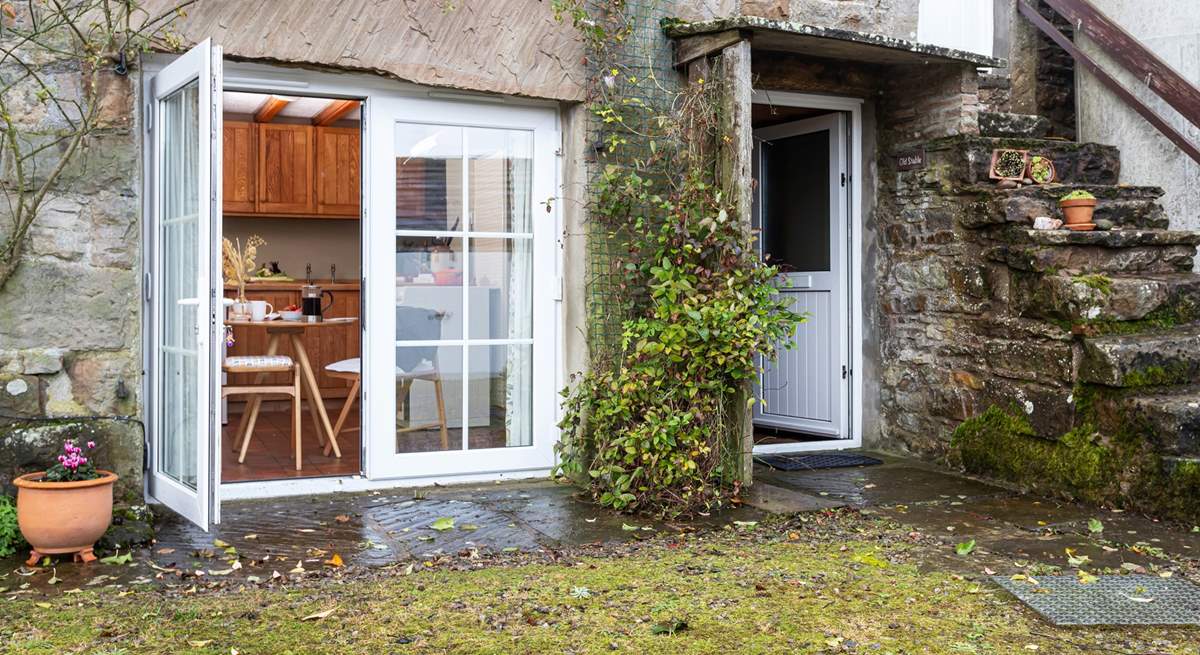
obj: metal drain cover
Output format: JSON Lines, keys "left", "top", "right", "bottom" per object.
{"left": 993, "top": 574, "right": 1200, "bottom": 626}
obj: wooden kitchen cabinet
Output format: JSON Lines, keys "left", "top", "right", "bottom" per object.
{"left": 257, "top": 123, "right": 315, "bottom": 214}
{"left": 315, "top": 126, "right": 361, "bottom": 217}
{"left": 223, "top": 121, "right": 256, "bottom": 214}
{"left": 225, "top": 284, "right": 361, "bottom": 400}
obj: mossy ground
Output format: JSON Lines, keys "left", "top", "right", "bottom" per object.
{"left": 3, "top": 519, "right": 1197, "bottom": 654}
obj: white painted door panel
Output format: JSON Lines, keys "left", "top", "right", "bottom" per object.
{"left": 753, "top": 114, "right": 848, "bottom": 438}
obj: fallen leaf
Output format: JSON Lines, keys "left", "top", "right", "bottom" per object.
{"left": 460, "top": 524, "right": 479, "bottom": 531}
{"left": 100, "top": 551, "right": 133, "bottom": 565}
{"left": 621, "top": 523, "right": 639, "bottom": 531}
{"left": 213, "top": 539, "right": 231, "bottom": 549}
{"left": 297, "top": 528, "right": 316, "bottom": 534}
{"left": 732, "top": 520, "right": 758, "bottom": 530}
{"left": 1087, "top": 518, "right": 1104, "bottom": 534}
{"left": 35, "top": 602, "right": 51, "bottom": 609}
{"left": 430, "top": 517, "right": 455, "bottom": 531}
{"left": 289, "top": 561, "right": 305, "bottom": 574}
{"left": 955, "top": 540, "right": 976, "bottom": 556}
{"left": 301, "top": 607, "right": 337, "bottom": 621}
{"left": 1077, "top": 570, "right": 1098, "bottom": 584}
{"left": 324, "top": 553, "right": 344, "bottom": 567}
{"left": 1065, "top": 548, "right": 1091, "bottom": 567}
{"left": 189, "top": 640, "right": 213, "bottom": 647}
{"left": 244, "top": 534, "right": 259, "bottom": 540}
{"left": 334, "top": 514, "right": 351, "bottom": 523}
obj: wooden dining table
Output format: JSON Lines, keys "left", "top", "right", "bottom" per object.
{"left": 225, "top": 317, "right": 358, "bottom": 459}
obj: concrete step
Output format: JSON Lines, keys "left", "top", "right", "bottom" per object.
{"left": 997, "top": 228, "right": 1200, "bottom": 274}
{"left": 1079, "top": 324, "right": 1200, "bottom": 387}
{"left": 1014, "top": 271, "right": 1200, "bottom": 325}
{"left": 926, "top": 136, "right": 1120, "bottom": 187}
{"left": 966, "top": 184, "right": 1168, "bottom": 230}
{"left": 979, "top": 112, "right": 1052, "bottom": 139}
{"left": 1116, "top": 386, "right": 1200, "bottom": 456}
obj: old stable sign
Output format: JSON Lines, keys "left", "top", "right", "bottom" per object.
{"left": 896, "top": 148, "right": 925, "bottom": 171}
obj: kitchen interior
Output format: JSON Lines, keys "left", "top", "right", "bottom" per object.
{"left": 221, "top": 91, "right": 364, "bottom": 482}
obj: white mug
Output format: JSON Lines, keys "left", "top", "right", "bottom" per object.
{"left": 249, "top": 300, "right": 273, "bottom": 322}
{"left": 229, "top": 301, "right": 250, "bottom": 319}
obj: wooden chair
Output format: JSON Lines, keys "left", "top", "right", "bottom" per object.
{"left": 324, "top": 357, "right": 449, "bottom": 452}
{"left": 223, "top": 355, "right": 303, "bottom": 470}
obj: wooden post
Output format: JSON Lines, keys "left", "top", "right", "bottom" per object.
{"left": 713, "top": 38, "right": 757, "bottom": 486}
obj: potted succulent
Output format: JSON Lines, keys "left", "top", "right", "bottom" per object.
{"left": 13, "top": 440, "right": 117, "bottom": 565}
{"left": 1059, "top": 190, "right": 1098, "bottom": 231}
{"left": 1027, "top": 155, "right": 1056, "bottom": 184}
{"left": 989, "top": 148, "right": 1029, "bottom": 181}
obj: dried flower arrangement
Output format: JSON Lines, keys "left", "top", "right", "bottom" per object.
{"left": 222, "top": 235, "right": 266, "bottom": 303}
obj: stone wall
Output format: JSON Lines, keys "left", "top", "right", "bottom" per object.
{"left": 0, "top": 21, "right": 144, "bottom": 497}
{"left": 871, "top": 136, "right": 1124, "bottom": 457}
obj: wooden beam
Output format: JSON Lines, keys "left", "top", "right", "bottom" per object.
{"left": 312, "top": 99, "right": 359, "bottom": 126}
{"left": 1018, "top": 2, "right": 1200, "bottom": 165}
{"left": 254, "top": 96, "right": 290, "bottom": 123}
{"left": 1043, "top": 0, "right": 1200, "bottom": 127}
{"left": 674, "top": 30, "right": 745, "bottom": 69}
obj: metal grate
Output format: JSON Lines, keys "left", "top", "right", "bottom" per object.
{"left": 754, "top": 453, "right": 883, "bottom": 471}
{"left": 994, "top": 574, "right": 1200, "bottom": 626}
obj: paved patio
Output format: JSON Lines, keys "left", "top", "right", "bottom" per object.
{"left": 2, "top": 451, "right": 1196, "bottom": 598}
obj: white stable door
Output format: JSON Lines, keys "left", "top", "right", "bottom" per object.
{"left": 147, "top": 40, "right": 223, "bottom": 529}
{"left": 365, "top": 96, "right": 558, "bottom": 479}
{"left": 753, "top": 113, "right": 849, "bottom": 438}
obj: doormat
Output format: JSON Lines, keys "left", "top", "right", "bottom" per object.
{"left": 754, "top": 453, "right": 883, "bottom": 471}
{"left": 993, "top": 574, "right": 1200, "bottom": 626}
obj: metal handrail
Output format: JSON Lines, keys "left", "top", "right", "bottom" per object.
{"left": 1019, "top": 0, "right": 1200, "bottom": 164}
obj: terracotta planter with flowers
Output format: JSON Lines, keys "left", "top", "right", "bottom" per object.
{"left": 12, "top": 440, "right": 116, "bottom": 565}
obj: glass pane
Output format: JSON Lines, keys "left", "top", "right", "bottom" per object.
{"left": 396, "top": 236, "right": 463, "bottom": 341}
{"left": 469, "top": 237, "right": 532, "bottom": 340}
{"left": 468, "top": 127, "right": 533, "bottom": 233}
{"left": 763, "top": 130, "right": 830, "bottom": 272}
{"left": 395, "top": 345, "right": 463, "bottom": 454}
{"left": 157, "top": 80, "right": 201, "bottom": 490}
{"left": 395, "top": 123, "right": 463, "bottom": 231}
{"left": 467, "top": 345, "right": 532, "bottom": 449}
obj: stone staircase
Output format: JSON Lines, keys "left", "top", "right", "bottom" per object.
{"left": 941, "top": 115, "right": 1200, "bottom": 521}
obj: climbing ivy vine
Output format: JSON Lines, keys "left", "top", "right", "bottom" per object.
{"left": 552, "top": 2, "right": 802, "bottom": 516}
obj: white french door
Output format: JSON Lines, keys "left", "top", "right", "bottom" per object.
{"left": 752, "top": 113, "right": 850, "bottom": 438}
{"left": 147, "top": 40, "right": 223, "bottom": 529}
{"left": 365, "top": 96, "right": 558, "bottom": 479}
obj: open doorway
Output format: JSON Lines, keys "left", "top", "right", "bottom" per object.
{"left": 219, "top": 91, "right": 363, "bottom": 482}
{"left": 750, "top": 93, "right": 860, "bottom": 452}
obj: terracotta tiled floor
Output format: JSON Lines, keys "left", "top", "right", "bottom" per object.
{"left": 222, "top": 405, "right": 362, "bottom": 482}
{"left": 223, "top": 405, "right": 516, "bottom": 482}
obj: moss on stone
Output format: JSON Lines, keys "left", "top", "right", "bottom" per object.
{"left": 1070, "top": 272, "right": 1112, "bottom": 296}
{"left": 1072, "top": 301, "right": 1199, "bottom": 337}
{"left": 953, "top": 401, "right": 1200, "bottom": 522}
{"left": 951, "top": 406, "right": 1117, "bottom": 503}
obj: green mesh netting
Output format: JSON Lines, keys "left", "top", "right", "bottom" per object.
{"left": 584, "top": 0, "right": 682, "bottom": 355}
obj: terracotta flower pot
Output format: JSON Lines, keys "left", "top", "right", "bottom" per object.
{"left": 1059, "top": 198, "right": 1097, "bottom": 231}
{"left": 13, "top": 470, "right": 117, "bottom": 565}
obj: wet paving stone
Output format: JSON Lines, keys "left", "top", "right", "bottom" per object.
{"left": 756, "top": 456, "right": 1008, "bottom": 506}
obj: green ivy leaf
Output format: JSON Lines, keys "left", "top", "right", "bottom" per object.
{"left": 1087, "top": 518, "right": 1103, "bottom": 534}
{"left": 430, "top": 517, "right": 455, "bottom": 532}
{"left": 955, "top": 540, "right": 976, "bottom": 556}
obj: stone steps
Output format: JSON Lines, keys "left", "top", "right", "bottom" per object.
{"left": 1015, "top": 271, "right": 1200, "bottom": 324}
{"left": 1116, "top": 386, "right": 1200, "bottom": 456}
{"left": 927, "top": 136, "right": 1120, "bottom": 187}
{"left": 966, "top": 184, "right": 1168, "bottom": 230}
{"left": 997, "top": 228, "right": 1200, "bottom": 274}
{"left": 979, "top": 112, "right": 1052, "bottom": 139}
{"left": 1079, "top": 324, "right": 1200, "bottom": 387}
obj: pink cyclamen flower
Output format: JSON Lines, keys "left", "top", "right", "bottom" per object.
{"left": 86, "top": 441, "right": 96, "bottom": 449}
